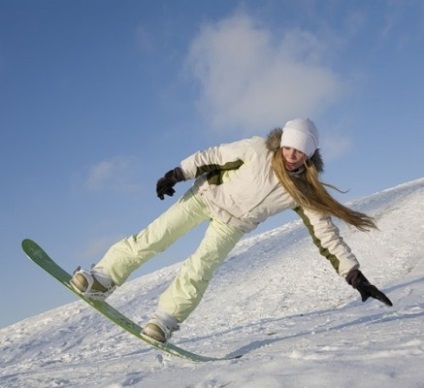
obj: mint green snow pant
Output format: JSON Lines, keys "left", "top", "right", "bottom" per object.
{"left": 95, "top": 187, "right": 244, "bottom": 322}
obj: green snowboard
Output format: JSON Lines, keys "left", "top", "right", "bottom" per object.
{"left": 22, "top": 239, "right": 241, "bottom": 362}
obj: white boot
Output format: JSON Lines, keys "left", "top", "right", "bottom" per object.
{"left": 70, "top": 266, "right": 116, "bottom": 301}
{"left": 143, "top": 309, "right": 179, "bottom": 343}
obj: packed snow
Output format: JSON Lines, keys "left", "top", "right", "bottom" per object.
{"left": 1, "top": 178, "right": 423, "bottom": 388}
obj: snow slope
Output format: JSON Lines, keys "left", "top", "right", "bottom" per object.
{"left": 1, "top": 177, "right": 423, "bottom": 388}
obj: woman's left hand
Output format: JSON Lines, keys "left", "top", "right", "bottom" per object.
{"left": 346, "top": 268, "right": 393, "bottom": 306}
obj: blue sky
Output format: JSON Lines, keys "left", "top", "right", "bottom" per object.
{"left": 1, "top": 0, "right": 423, "bottom": 329}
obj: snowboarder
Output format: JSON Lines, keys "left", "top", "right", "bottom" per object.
{"left": 71, "top": 118, "right": 392, "bottom": 343}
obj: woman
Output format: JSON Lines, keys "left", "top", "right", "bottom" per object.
{"left": 71, "top": 118, "right": 392, "bottom": 343}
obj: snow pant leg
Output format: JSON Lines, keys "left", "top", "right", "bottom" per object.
{"left": 158, "top": 218, "right": 244, "bottom": 322}
{"left": 94, "top": 187, "right": 210, "bottom": 286}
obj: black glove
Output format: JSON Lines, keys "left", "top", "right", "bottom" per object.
{"left": 346, "top": 268, "right": 393, "bottom": 306}
{"left": 156, "top": 167, "right": 185, "bottom": 200}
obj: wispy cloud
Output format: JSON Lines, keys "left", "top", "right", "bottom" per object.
{"left": 84, "top": 156, "right": 143, "bottom": 194}
{"left": 187, "top": 12, "right": 344, "bottom": 133}
{"left": 136, "top": 24, "right": 155, "bottom": 53}
{"left": 322, "top": 134, "right": 353, "bottom": 161}
{"left": 78, "top": 234, "right": 124, "bottom": 263}
{"left": 379, "top": 0, "right": 424, "bottom": 47}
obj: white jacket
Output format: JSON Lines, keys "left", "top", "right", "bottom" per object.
{"left": 180, "top": 133, "right": 359, "bottom": 277}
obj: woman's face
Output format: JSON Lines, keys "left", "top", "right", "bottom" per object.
{"left": 281, "top": 147, "right": 307, "bottom": 171}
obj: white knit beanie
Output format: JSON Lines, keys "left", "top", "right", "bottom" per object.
{"left": 280, "top": 118, "right": 319, "bottom": 157}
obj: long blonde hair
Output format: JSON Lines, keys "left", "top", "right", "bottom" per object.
{"left": 271, "top": 150, "right": 377, "bottom": 231}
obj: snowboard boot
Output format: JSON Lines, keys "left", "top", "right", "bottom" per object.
{"left": 70, "top": 266, "right": 116, "bottom": 301}
{"left": 143, "top": 309, "right": 179, "bottom": 343}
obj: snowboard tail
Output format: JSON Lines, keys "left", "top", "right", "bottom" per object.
{"left": 22, "top": 239, "right": 240, "bottom": 362}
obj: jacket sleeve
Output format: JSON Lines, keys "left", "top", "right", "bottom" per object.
{"left": 179, "top": 138, "right": 259, "bottom": 180}
{"left": 294, "top": 206, "right": 359, "bottom": 277}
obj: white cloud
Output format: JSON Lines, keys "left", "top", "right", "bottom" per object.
{"left": 321, "top": 134, "right": 353, "bottom": 161}
{"left": 79, "top": 234, "right": 124, "bottom": 263}
{"left": 85, "top": 156, "right": 143, "bottom": 194}
{"left": 187, "top": 13, "right": 344, "bottom": 133}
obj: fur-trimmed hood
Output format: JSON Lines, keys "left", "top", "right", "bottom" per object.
{"left": 266, "top": 128, "right": 324, "bottom": 173}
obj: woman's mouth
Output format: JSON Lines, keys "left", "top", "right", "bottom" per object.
{"left": 285, "top": 161, "right": 298, "bottom": 170}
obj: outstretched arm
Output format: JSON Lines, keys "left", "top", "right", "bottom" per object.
{"left": 294, "top": 206, "right": 393, "bottom": 306}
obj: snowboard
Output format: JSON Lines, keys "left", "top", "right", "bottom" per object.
{"left": 22, "top": 239, "right": 241, "bottom": 362}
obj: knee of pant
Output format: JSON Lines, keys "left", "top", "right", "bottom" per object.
{"left": 181, "top": 260, "right": 218, "bottom": 283}
{"left": 181, "top": 268, "right": 212, "bottom": 285}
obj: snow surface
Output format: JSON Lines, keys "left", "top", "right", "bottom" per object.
{"left": 1, "top": 178, "right": 423, "bottom": 388}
